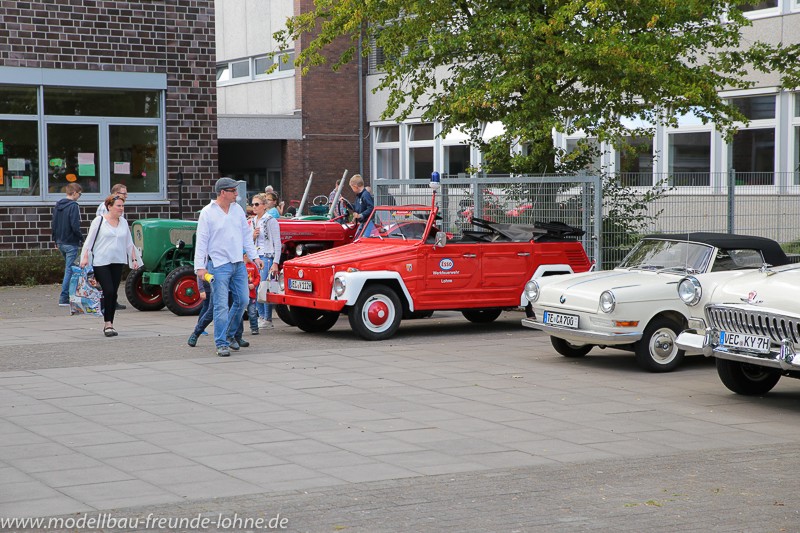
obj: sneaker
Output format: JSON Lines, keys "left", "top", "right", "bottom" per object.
{"left": 251, "top": 329, "right": 259, "bottom": 335}
{"left": 116, "top": 303, "right": 127, "bottom": 310}
{"left": 187, "top": 333, "right": 199, "bottom": 347}
{"left": 58, "top": 302, "right": 70, "bottom": 307}
{"left": 265, "top": 320, "right": 273, "bottom": 328}
{"left": 227, "top": 338, "right": 240, "bottom": 351}
{"left": 216, "top": 346, "right": 230, "bottom": 357}
{"left": 257, "top": 318, "right": 268, "bottom": 328}
{"left": 236, "top": 337, "right": 250, "bottom": 348}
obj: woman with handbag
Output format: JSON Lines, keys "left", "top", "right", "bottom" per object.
{"left": 80, "top": 194, "right": 139, "bottom": 337}
{"left": 250, "top": 193, "right": 282, "bottom": 328}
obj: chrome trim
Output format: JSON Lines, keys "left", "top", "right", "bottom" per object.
{"left": 521, "top": 318, "right": 642, "bottom": 344}
{"left": 705, "top": 304, "right": 800, "bottom": 345}
{"left": 711, "top": 338, "right": 800, "bottom": 371}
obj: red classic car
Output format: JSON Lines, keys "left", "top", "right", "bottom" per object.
{"left": 268, "top": 198, "right": 592, "bottom": 340}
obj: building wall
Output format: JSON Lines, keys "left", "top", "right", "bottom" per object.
{"left": 0, "top": 0, "right": 217, "bottom": 252}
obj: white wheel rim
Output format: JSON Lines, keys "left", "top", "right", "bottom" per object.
{"left": 649, "top": 327, "right": 678, "bottom": 364}
{"left": 361, "top": 294, "right": 396, "bottom": 333}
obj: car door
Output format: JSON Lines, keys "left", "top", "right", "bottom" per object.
{"left": 479, "top": 242, "right": 534, "bottom": 304}
{"left": 417, "top": 241, "right": 482, "bottom": 308}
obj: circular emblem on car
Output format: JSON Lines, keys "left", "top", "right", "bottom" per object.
{"left": 559, "top": 295, "right": 566, "bottom": 304}
{"left": 298, "top": 270, "right": 304, "bottom": 279}
{"left": 439, "top": 258, "right": 454, "bottom": 270}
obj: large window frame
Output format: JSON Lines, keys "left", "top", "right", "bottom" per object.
{"left": 217, "top": 51, "right": 295, "bottom": 86}
{"left": 723, "top": 91, "right": 778, "bottom": 186}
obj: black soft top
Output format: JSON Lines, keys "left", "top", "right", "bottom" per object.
{"left": 644, "top": 232, "right": 789, "bottom": 266}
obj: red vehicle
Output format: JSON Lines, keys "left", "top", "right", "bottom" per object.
{"left": 278, "top": 215, "right": 358, "bottom": 262}
{"left": 269, "top": 198, "right": 592, "bottom": 340}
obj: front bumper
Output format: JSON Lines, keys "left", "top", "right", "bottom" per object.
{"left": 676, "top": 329, "right": 800, "bottom": 371}
{"left": 267, "top": 292, "right": 347, "bottom": 312}
{"left": 521, "top": 318, "right": 642, "bottom": 345}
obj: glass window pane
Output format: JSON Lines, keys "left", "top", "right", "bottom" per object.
{"left": 409, "top": 146, "right": 433, "bottom": 180}
{"left": 739, "top": 0, "right": 778, "bottom": 12}
{"left": 795, "top": 93, "right": 800, "bottom": 118}
{"left": 409, "top": 123, "right": 434, "bottom": 141}
{"left": 566, "top": 137, "right": 601, "bottom": 173}
{"left": 231, "top": 60, "right": 250, "bottom": 79}
{"left": 730, "top": 128, "right": 774, "bottom": 185}
{"left": 445, "top": 144, "right": 470, "bottom": 176}
{"left": 376, "top": 148, "right": 399, "bottom": 180}
{"left": 617, "top": 136, "right": 654, "bottom": 185}
{"left": 278, "top": 52, "right": 295, "bottom": 72}
{"left": 216, "top": 65, "right": 230, "bottom": 82}
{"left": 109, "top": 125, "right": 160, "bottom": 193}
{"left": 730, "top": 95, "right": 775, "bottom": 120}
{"left": 0, "top": 120, "right": 39, "bottom": 196}
{"left": 44, "top": 88, "right": 160, "bottom": 118}
{"left": 47, "top": 123, "right": 100, "bottom": 193}
{"left": 254, "top": 57, "right": 273, "bottom": 76}
{"left": 375, "top": 126, "right": 399, "bottom": 143}
{"left": 0, "top": 86, "right": 38, "bottom": 115}
{"left": 668, "top": 132, "right": 710, "bottom": 186}
{"left": 794, "top": 126, "right": 800, "bottom": 185}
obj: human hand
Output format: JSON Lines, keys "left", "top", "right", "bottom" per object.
{"left": 80, "top": 256, "right": 88, "bottom": 268}
{"left": 248, "top": 283, "right": 254, "bottom": 289}
{"left": 199, "top": 291, "right": 207, "bottom": 301}
{"left": 254, "top": 258, "right": 264, "bottom": 270}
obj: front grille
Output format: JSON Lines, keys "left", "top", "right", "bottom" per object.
{"left": 706, "top": 304, "right": 800, "bottom": 345}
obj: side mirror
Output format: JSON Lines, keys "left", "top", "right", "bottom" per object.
{"left": 434, "top": 231, "right": 447, "bottom": 248}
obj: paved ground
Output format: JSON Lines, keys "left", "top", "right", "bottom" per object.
{"left": 2, "top": 284, "right": 800, "bottom": 532}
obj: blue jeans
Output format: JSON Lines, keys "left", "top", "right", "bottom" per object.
{"left": 58, "top": 243, "right": 79, "bottom": 304}
{"left": 236, "top": 298, "right": 259, "bottom": 339}
{"left": 193, "top": 291, "right": 214, "bottom": 336}
{"left": 257, "top": 255, "right": 274, "bottom": 321}
{"left": 207, "top": 260, "right": 248, "bottom": 348}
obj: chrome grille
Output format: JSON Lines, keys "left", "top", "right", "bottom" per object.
{"left": 706, "top": 304, "right": 800, "bottom": 345}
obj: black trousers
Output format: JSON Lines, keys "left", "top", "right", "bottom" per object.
{"left": 93, "top": 263, "right": 124, "bottom": 323}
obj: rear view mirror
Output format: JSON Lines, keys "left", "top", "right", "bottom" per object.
{"left": 434, "top": 231, "right": 447, "bottom": 248}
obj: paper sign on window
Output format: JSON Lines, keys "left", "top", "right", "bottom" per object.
{"left": 0, "top": 167, "right": 3, "bottom": 185}
{"left": 0, "top": 141, "right": 4, "bottom": 155}
{"left": 78, "top": 152, "right": 94, "bottom": 165}
{"left": 78, "top": 164, "right": 96, "bottom": 177}
{"left": 114, "top": 162, "right": 130, "bottom": 174}
{"left": 11, "top": 175, "right": 29, "bottom": 189}
{"left": 7, "top": 158, "right": 25, "bottom": 171}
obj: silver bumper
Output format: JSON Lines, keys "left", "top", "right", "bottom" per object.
{"left": 676, "top": 329, "right": 800, "bottom": 371}
{"left": 521, "top": 318, "right": 642, "bottom": 344}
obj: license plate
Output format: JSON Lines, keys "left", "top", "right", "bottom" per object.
{"left": 719, "top": 331, "right": 771, "bottom": 354}
{"left": 543, "top": 311, "right": 579, "bottom": 329}
{"left": 288, "top": 279, "right": 312, "bottom": 292}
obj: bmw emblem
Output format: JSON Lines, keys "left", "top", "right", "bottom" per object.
{"left": 559, "top": 295, "right": 566, "bottom": 304}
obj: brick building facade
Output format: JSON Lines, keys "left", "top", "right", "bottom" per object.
{"left": 0, "top": 0, "right": 217, "bottom": 253}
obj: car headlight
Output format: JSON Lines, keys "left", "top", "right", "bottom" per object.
{"left": 295, "top": 244, "right": 306, "bottom": 256}
{"left": 525, "top": 280, "right": 540, "bottom": 303}
{"left": 333, "top": 276, "right": 346, "bottom": 297}
{"left": 678, "top": 276, "right": 702, "bottom": 306}
{"left": 278, "top": 270, "right": 285, "bottom": 291}
{"left": 599, "top": 291, "right": 616, "bottom": 313}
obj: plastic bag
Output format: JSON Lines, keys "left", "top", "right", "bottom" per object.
{"left": 257, "top": 272, "right": 281, "bottom": 303}
{"left": 69, "top": 265, "right": 103, "bottom": 316}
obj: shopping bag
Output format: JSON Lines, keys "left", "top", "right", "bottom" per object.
{"left": 257, "top": 272, "right": 281, "bottom": 303}
{"left": 69, "top": 265, "right": 103, "bottom": 316}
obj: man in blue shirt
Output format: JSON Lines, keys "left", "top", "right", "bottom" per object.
{"left": 350, "top": 174, "right": 374, "bottom": 236}
{"left": 194, "top": 177, "right": 264, "bottom": 357}
{"left": 51, "top": 183, "right": 83, "bottom": 306}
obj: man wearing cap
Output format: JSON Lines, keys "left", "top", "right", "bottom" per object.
{"left": 194, "top": 177, "right": 264, "bottom": 357}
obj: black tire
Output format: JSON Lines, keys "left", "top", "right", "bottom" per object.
{"left": 551, "top": 336, "right": 593, "bottom": 357}
{"left": 525, "top": 303, "right": 535, "bottom": 318}
{"left": 461, "top": 308, "right": 503, "bottom": 323}
{"left": 407, "top": 310, "right": 434, "bottom": 319}
{"left": 124, "top": 266, "right": 165, "bottom": 311}
{"left": 290, "top": 306, "right": 339, "bottom": 333}
{"left": 275, "top": 304, "right": 296, "bottom": 326}
{"left": 634, "top": 317, "right": 685, "bottom": 373}
{"left": 716, "top": 359, "right": 781, "bottom": 395}
{"left": 348, "top": 285, "right": 403, "bottom": 341}
{"left": 162, "top": 265, "right": 202, "bottom": 316}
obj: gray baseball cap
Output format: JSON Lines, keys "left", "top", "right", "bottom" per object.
{"left": 214, "top": 177, "right": 238, "bottom": 194}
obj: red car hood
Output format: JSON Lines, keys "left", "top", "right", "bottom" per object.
{"left": 285, "top": 240, "right": 414, "bottom": 269}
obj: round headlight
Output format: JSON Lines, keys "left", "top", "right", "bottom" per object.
{"left": 333, "top": 276, "right": 346, "bottom": 297}
{"left": 278, "top": 270, "right": 285, "bottom": 291}
{"left": 599, "top": 290, "right": 616, "bottom": 313}
{"left": 525, "top": 280, "right": 540, "bottom": 303}
{"left": 678, "top": 276, "right": 702, "bottom": 306}
{"left": 295, "top": 244, "right": 306, "bottom": 256}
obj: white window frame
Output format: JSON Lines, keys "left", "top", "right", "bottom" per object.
{"left": 722, "top": 90, "right": 779, "bottom": 187}
{"left": 739, "top": 0, "right": 782, "bottom": 19}
{"left": 216, "top": 51, "right": 296, "bottom": 87}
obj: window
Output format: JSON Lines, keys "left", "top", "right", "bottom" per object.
{"left": 231, "top": 60, "right": 250, "bottom": 79}
{"left": 409, "top": 123, "right": 434, "bottom": 141}
{"left": 616, "top": 136, "right": 654, "bottom": 185}
{"left": 0, "top": 85, "right": 40, "bottom": 197}
{"left": 109, "top": 125, "right": 160, "bottom": 193}
{"left": 278, "top": 52, "right": 295, "bottom": 72}
{"left": 408, "top": 123, "right": 435, "bottom": 180}
{"left": 44, "top": 88, "right": 160, "bottom": 118}
{"left": 727, "top": 94, "right": 776, "bottom": 185}
{"left": 254, "top": 56, "right": 273, "bottom": 77}
{"left": 565, "top": 137, "right": 602, "bottom": 173}
{"left": 669, "top": 132, "right": 711, "bottom": 186}
{"left": 794, "top": 93, "right": 800, "bottom": 183}
{"left": 376, "top": 126, "right": 399, "bottom": 143}
{"left": 373, "top": 125, "right": 400, "bottom": 181}
{"left": 739, "top": 0, "right": 779, "bottom": 12}
{"left": 216, "top": 51, "right": 296, "bottom": 85}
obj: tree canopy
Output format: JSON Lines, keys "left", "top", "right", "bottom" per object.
{"left": 275, "top": 1, "right": 800, "bottom": 172}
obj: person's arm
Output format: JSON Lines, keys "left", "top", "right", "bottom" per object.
{"left": 70, "top": 203, "right": 83, "bottom": 245}
{"left": 122, "top": 219, "right": 139, "bottom": 270}
{"left": 363, "top": 190, "right": 375, "bottom": 220}
{"left": 193, "top": 210, "right": 210, "bottom": 276}
{"left": 267, "top": 217, "right": 282, "bottom": 267}
{"left": 80, "top": 217, "right": 101, "bottom": 268}
{"left": 240, "top": 209, "right": 263, "bottom": 270}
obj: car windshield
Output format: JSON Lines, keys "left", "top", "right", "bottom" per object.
{"left": 619, "top": 239, "right": 713, "bottom": 273}
{"left": 362, "top": 207, "right": 433, "bottom": 241}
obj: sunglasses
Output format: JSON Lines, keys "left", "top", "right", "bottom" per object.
{"left": 251, "top": 202, "right": 262, "bottom": 206}
{"left": 222, "top": 188, "right": 237, "bottom": 193}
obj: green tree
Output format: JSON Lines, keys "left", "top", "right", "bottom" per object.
{"left": 276, "top": 0, "right": 799, "bottom": 172}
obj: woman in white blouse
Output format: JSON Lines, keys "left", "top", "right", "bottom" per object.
{"left": 250, "top": 193, "right": 281, "bottom": 328}
{"left": 80, "top": 194, "right": 139, "bottom": 337}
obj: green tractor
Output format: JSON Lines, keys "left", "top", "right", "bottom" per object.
{"left": 126, "top": 218, "right": 202, "bottom": 316}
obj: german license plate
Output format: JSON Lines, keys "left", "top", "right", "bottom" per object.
{"left": 719, "top": 331, "right": 770, "bottom": 354}
{"left": 543, "top": 311, "right": 579, "bottom": 329}
{"left": 288, "top": 279, "right": 312, "bottom": 292}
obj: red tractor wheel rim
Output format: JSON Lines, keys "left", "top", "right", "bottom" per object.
{"left": 173, "top": 277, "right": 200, "bottom": 309}
{"left": 136, "top": 279, "right": 162, "bottom": 304}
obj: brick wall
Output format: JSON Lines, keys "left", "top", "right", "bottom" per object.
{"left": 0, "top": 0, "right": 217, "bottom": 252}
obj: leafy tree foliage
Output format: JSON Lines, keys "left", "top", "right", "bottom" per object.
{"left": 276, "top": 1, "right": 800, "bottom": 173}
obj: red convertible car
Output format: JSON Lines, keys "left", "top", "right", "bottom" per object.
{"left": 269, "top": 198, "right": 592, "bottom": 340}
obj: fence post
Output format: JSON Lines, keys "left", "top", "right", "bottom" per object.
{"left": 727, "top": 168, "right": 735, "bottom": 234}
{"left": 593, "top": 174, "right": 603, "bottom": 270}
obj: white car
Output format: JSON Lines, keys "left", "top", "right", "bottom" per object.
{"left": 676, "top": 263, "right": 800, "bottom": 395}
{"left": 521, "top": 233, "right": 790, "bottom": 372}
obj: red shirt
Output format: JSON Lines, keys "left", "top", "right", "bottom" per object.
{"left": 246, "top": 262, "right": 260, "bottom": 299}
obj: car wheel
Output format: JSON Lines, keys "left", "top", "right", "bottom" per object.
{"left": 289, "top": 306, "right": 340, "bottom": 333}
{"left": 348, "top": 285, "right": 402, "bottom": 340}
{"left": 124, "top": 266, "right": 165, "bottom": 311}
{"left": 275, "top": 304, "right": 296, "bottom": 326}
{"left": 162, "top": 265, "right": 202, "bottom": 316}
{"left": 461, "top": 308, "right": 503, "bottom": 323}
{"left": 634, "top": 317, "right": 684, "bottom": 373}
{"left": 716, "top": 359, "right": 781, "bottom": 395}
{"left": 551, "top": 336, "right": 592, "bottom": 357}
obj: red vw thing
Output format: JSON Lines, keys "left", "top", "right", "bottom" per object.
{"left": 269, "top": 195, "right": 592, "bottom": 340}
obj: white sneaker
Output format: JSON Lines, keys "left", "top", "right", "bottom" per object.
{"left": 257, "top": 318, "right": 268, "bottom": 328}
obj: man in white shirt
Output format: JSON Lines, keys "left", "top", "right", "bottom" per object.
{"left": 195, "top": 177, "right": 264, "bottom": 357}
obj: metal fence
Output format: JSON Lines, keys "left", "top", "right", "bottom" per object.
{"left": 373, "top": 171, "right": 800, "bottom": 270}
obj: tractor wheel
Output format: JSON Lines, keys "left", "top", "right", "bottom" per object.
{"left": 163, "top": 266, "right": 202, "bottom": 316}
{"left": 461, "top": 308, "right": 503, "bottom": 323}
{"left": 348, "top": 285, "right": 402, "bottom": 341}
{"left": 125, "top": 267, "right": 164, "bottom": 311}
{"left": 290, "top": 306, "right": 340, "bottom": 333}
{"left": 275, "top": 304, "right": 296, "bottom": 326}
